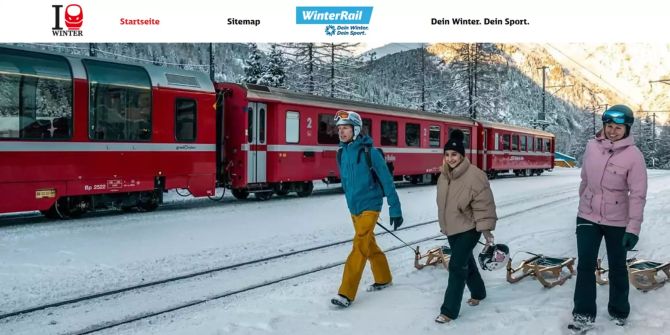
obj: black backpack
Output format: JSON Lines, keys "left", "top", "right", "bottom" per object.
{"left": 336, "top": 144, "right": 393, "bottom": 195}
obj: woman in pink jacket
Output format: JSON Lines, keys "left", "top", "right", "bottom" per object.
{"left": 569, "top": 105, "right": 648, "bottom": 332}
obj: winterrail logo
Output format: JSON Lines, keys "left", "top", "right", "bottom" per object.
{"left": 295, "top": 6, "right": 373, "bottom": 24}
{"left": 296, "top": 6, "right": 372, "bottom": 37}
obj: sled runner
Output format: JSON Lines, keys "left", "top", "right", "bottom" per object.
{"left": 596, "top": 257, "right": 670, "bottom": 292}
{"left": 506, "top": 254, "right": 576, "bottom": 288}
{"left": 414, "top": 245, "right": 452, "bottom": 270}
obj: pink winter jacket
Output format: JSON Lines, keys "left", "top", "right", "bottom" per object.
{"left": 577, "top": 131, "right": 647, "bottom": 235}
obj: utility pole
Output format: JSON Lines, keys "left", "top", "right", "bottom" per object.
{"left": 538, "top": 66, "right": 548, "bottom": 122}
{"left": 653, "top": 113, "right": 657, "bottom": 162}
{"left": 473, "top": 43, "right": 479, "bottom": 119}
{"left": 89, "top": 43, "right": 96, "bottom": 57}
{"left": 209, "top": 43, "right": 215, "bottom": 82}
{"left": 421, "top": 44, "right": 426, "bottom": 111}
{"left": 531, "top": 66, "right": 571, "bottom": 130}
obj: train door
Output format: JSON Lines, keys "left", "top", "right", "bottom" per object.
{"left": 247, "top": 102, "right": 267, "bottom": 184}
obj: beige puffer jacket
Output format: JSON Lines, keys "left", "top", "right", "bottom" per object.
{"left": 436, "top": 158, "right": 497, "bottom": 236}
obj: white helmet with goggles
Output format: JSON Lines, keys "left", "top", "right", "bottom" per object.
{"left": 334, "top": 110, "right": 363, "bottom": 140}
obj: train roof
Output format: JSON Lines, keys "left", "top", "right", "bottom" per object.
{"left": 234, "top": 83, "right": 476, "bottom": 126}
{"left": 477, "top": 120, "right": 555, "bottom": 138}
{"left": 0, "top": 44, "right": 214, "bottom": 93}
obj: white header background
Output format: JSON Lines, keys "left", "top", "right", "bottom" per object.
{"left": 2, "top": 0, "right": 670, "bottom": 42}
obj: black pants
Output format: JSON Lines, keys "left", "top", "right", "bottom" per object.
{"left": 441, "top": 229, "right": 486, "bottom": 319}
{"left": 573, "top": 217, "right": 630, "bottom": 320}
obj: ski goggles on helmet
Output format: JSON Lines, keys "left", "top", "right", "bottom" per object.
{"left": 602, "top": 110, "right": 628, "bottom": 125}
{"left": 334, "top": 110, "right": 352, "bottom": 122}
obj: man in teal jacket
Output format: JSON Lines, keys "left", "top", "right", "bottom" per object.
{"left": 331, "top": 110, "right": 404, "bottom": 308}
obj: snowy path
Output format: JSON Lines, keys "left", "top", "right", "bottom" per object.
{"left": 1, "top": 169, "right": 669, "bottom": 334}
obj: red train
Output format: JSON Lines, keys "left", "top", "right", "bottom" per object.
{"left": 0, "top": 46, "right": 554, "bottom": 217}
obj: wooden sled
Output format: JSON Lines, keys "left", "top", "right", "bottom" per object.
{"left": 596, "top": 258, "right": 670, "bottom": 292}
{"left": 414, "top": 245, "right": 451, "bottom": 270}
{"left": 507, "top": 254, "right": 576, "bottom": 288}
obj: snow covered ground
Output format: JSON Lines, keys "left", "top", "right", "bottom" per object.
{"left": 1, "top": 168, "right": 669, "bottom": 334}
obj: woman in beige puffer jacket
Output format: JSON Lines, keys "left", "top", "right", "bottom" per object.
{"left": 434, "top": 129, "right": 498, "bottom": 324}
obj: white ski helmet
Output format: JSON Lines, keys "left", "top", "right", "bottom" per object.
{"left": 478, "top": 243, "right": 510, "bottom": 271}
{"left": 334, "top": 110, "right": 363, "bottom": 140}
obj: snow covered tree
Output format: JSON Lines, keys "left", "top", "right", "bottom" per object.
{"left": 318, "top": 42, "right": 361, "bottom": 99}
{"left": 444, "top": 43, "right": 504, "bottom": 119}
{"left": 258, "top": 44, "right": 286, "bottom": 88}
{"left": 282, "top": 43, "right": 327, "bottom": 95}
{"left": 636, "top": 115, "right": 655, "bottom": 167}
{"left": 656, "top": 122, "right": 670, "bottom": 169}
{"left": 243, "top": 43, "right": 264, "bottom": 84}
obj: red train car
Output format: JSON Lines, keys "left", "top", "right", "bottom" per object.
{"left": 477, "top": 121, "right": 555, "bottom": 179}
{"left": 216, "top": 83, "right": 555, "bottom": 199}
{"left": 0, "top": 46, "right": 217, "bottom": 218}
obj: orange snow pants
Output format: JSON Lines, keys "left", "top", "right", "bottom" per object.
{"left": 338, "top": 211, "right": 392, "bottom": 300}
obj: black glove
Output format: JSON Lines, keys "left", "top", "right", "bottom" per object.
{"left": 390, "top": 216, "right": 403, "bottom": 231}
{"left": 622, "top": 232, "right": 638, "bottom": 251}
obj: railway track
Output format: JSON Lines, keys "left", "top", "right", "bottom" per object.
{"left": 0, "top": 189, "right": 578, "bottom": 335}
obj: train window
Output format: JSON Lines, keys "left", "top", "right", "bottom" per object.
{"left": 247, "top": 106, "right": 254, "bottom": 143}
{"left": 511, "top": 135, "right": 519, "bottom": 151}
{"left": 536, "top": 138, "right": 543, "bottom": 151}
{"left": 381, "top": 120, "right": 398, "bottom": 146}
{"left": 544, "top": 139, "right": 551, "bottom": 152}
{"left": 84, "top": 60, "right": 152, "bottom": 141}
{"left": 527, "top": 136, "right": 534, "bottom": 151}
{"left": 175, "top": 98, "right": 196, "bottom": 142}
{"left": 318, "top": 113, "right": 339, "bottom": 144}
{"left": 258, "top": 107, "right": 266, "bottom": 144}
{"left": 494, "top": 133, "right": 499, "bottom": 150}
{"left": 429, "top": 125, "right": 441, "bottom": 148}
{"left": 0, "top": 48, "right": 73, "bottom": 140}
{"left": 405, "top": 123, "right": 420, "bottom": 147}
{"left": 520, "top": 135, "right": 527, "bottom": 151}
{"left": 502, "top": 134, "right": 510, "bottom": 151}
{"left": 285, "top": 111, "right": 299, "bottom": 143}
{"left": 363, "top": 118, "right": 372, "bottom": 138}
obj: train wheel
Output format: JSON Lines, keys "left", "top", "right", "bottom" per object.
{"left": 138, "top": 191, "right": 160, "bottom": 212}
{"left": 232, "top": 189, "right": 249, "bottom": 200}
{"left": 40, "top": 205, "right": 60, "bottom": 219}
{"left": 296, "top": 181, "right": 314, "bottom": 197}
{"left": 255, "top": 191, "right": 273, "bottom": 201}
{"left": 41, "top": 197, "right": 86, "bottom": 219}
{"left": 276, "top": 189, "right": 290, "bottom": 196}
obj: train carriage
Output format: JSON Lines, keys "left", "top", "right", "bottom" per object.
{"left": 0, "top": 46, "right": 217, "bottom": 218}
{"left": 477, "top": 121, "right": 555, "bottom": 179}
{"left": 217, "top": 83, "right": 480, "bottom": 199}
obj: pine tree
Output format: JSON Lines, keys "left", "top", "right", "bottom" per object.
{"left": 258, "top": 44, "right": 286, "bottom": 88}
{"left": 636, "top": 115, "right": 655, "bottom": 167}
{"left": 656, "top": 122, "right": 670, "bottom": 169}
{"left": 243, "top": 43, "right": 264, "bottom": 85}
